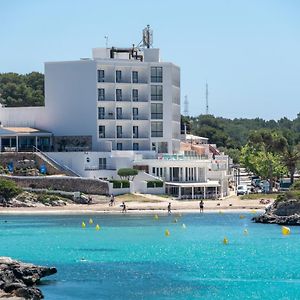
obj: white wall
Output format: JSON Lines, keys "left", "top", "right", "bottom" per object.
{"left": 0, "top": 106, "right": 46, "bottom": 129}
{"left": 44, "top": 60, "right": 98, "bottom": 149}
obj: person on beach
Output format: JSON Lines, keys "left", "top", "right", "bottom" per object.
{"left": 109, "top": 194, "right": 115, "bottom": 206}
{"left": 199, "top": 200, "right": 204, "bottom": 213}
{"left": 168, "top": 202, "right": 172, "bottom": 214}
{"left": 122, "top": 202, "right": 127, "bottom": 213}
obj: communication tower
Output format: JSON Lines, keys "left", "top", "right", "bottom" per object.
{"left": 205, "top": 82, "right": 209, "bottom": 115}
{"left": 183, "top": 95, "right": 189, "bottom": 116}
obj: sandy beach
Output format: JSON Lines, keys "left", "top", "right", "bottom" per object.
{"left": 0, "top": 193, "right": 272, "bottom": 215}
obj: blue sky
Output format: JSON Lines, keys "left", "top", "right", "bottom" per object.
{"left": 0, "top": 0, "right": 299, "bottom": 120}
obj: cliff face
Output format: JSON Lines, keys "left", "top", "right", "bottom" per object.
{"left": 0, "top": 257, "right": 57, "bottom": 299}
{"left": 253, "top": 199, "right": 300, "bottom": 225}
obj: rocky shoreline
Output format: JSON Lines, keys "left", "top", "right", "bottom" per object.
{"left": 0, "top": 257, "right": 57, "bottom": 299}
{"left": 253, "top": 198, "right": 300, "bottom": 225}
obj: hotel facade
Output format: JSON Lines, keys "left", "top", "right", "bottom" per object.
{"left": 0, "top": 42, "right": 232, "bottom": 198}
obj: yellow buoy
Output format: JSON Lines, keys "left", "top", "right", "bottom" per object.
{"left": 81, "top": 221, "right": 86, "bottom": 228}
{"left": 165, "top": 229, "right": 170, "bottom": 237}
{"left": 282, "top": 226, "right": 290, "bottom": 235}
{"left": 89, "top": 218, "right": 93, "bottom": 224}
{"left": 251, "top": 210, "right": 257, "bottom": 214}
{"left": 154, "top": 214, "right": 159, "bottom": 220}
{"left": 95, "top": 224, "right": 100, "bottom": 231}
{"left": 182, "top": 223, "right": 186, "bottom": 229}
{"left": 239, "top": 215, "right": 245, "bottom": 219}
{"left": 243, "top": 229, "right": 248, "bottom": 235}
{"left": 223, "top": 237, "right": 228, "bottom": 245}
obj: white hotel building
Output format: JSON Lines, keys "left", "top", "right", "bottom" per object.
{"left": 0, "top": 42, "right": 231, "bottom": 198}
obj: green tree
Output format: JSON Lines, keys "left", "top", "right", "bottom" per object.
{"left": 117, "top": 168, "right": 138, "bottom": 181}
{"left": 0, "top": 178, "right": 22, "bottom": 201}
{"left": 0, "top": 72, "right": 44, "bottom": 107}
{"left": 281, "top": 146, "right": 300, "bottom": 185}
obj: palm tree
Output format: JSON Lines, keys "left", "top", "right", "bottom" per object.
{"left": 281, "top": 146, "right": 300, "bottom": 185}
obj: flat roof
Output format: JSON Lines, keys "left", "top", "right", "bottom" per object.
{"left": 0, "top": 127, "right": 52, "bottom": 136}
{"left": 165, "top": 181, "right": 220, "bottom": 188}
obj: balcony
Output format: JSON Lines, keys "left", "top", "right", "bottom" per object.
{"left": 98, "top": 113, "right": 115, "bottom": 120}
{"left": 116, "top": 98, "right": 131, "bottom": 102}
{"left": 98, "top": 98, "right": 115, "bottom": 102}
{"left": 133, "top": 115, "right": 148, "bottom": 120}
{"left": 99, "top": 134, "right": 115, "bottom": 139}
{"left": 133, "top": 135, "right": 149, "bottom": 139}
{"left": 84, "top": 165, "right": 116, "bottom": 171}
{"left": 116, "top": 134, "right": 131, "bottom": 139}
{"left": 116, "top": 115, "right": 131, "bottom": 120}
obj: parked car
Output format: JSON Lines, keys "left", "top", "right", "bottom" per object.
{"left": 237, "top": 185, "right": 249, "bottom": 196}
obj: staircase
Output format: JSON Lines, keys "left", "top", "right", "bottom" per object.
{"left": 33, "top": 147, "right": 81, "bottom": 177}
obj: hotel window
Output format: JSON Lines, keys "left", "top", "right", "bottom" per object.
{"left": 151, "top": 121, "right": 163, "bottom": 137}
{"left": 151, "top": 85, "right": 163, "bottom": 101}
{"left": 116, "top": 70, "right": 122, "bottom": 83}
{"left": 116, "top": 107, "right": 122, "bottom": 119}
{"left": 151, "top": 103, "right": 163, "bottom": 119}
{"left": 133, "top": 126, "right": 139, "bottom": 138}
{"left": 152, "top": 142, "right": 156, "bottom": 151}
{"left": 132, "top": 71, "right": 138, "bottom": 83}
{"left": 99, "top": 126, "right": 105, "bottom": 138}
{"left": 151, "top": 67, "right": 163, "bottom": 83}
{"left": 99, "top": 157, "right": 107, "bottom": 169}
{"left": 98, "top": 88, "right": 105, "bottom": 101}
{"left": 98, "top": 107, "right": 105, "bottom": 119}
{"left": 132, "top": 89, "right": 139, "bottom": 101}
{"left": 158, "top": 142, "right": 168, "bottom": 153}
{"left": 132, "top": 107, "right": 138, "bottom": 120}
{"left": 98, "top": 70, "right": 105, "bottom": 82}
{"left": 133, "top": 143, "right": 139, "bottom": 150}
{"left": 117, "top": 143, "right": 122, "bottom": 150}
{"left": 116, "top": 89, "right": 122, "bottom": 101}
{"left": 117, "top": 126, "right": 122, "bottom": 138}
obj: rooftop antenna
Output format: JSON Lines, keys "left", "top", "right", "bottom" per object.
{"left": 142, "top": 25, "right": 153, "bottom": 48}
{"left": 104, "top": 35, "right": 109, "bottom": 48}
{"left": 183, "top": 95, "right": 189, "bottom": 116}
{"left": 205, "top": 82, "right": 209, "bottom": 115}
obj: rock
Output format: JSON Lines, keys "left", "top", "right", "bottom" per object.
{"left": 0, "top": 257, "right": 57, "bottom": 299}
{"left": 253, "top": 198, "right": 300, "bottom": 225}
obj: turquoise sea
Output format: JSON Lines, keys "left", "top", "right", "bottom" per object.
{"left": 1, "top": 213, "right": 300, "bottom": 300}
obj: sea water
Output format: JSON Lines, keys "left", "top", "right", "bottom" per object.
{"left": 0, "top": 213, "right": 300, "bottom": 300}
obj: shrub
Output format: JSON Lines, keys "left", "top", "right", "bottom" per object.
{"left": 117, "top": 168, "right": 138, "bottom": 180}
{"left": 147, "top": 180, "right": 164, "bottom": 188}
{"left": 109, "top": 180, "right": 130, "bottom": 189}
{"left": 291, "top": 180, "right": 300, "bottom": 191}
{"left": 0, "top": 178, "right": 22, "bottom": 200}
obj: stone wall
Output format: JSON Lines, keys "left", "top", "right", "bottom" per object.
{"left": 0, "top": 175, "right": 109, "bottom": 195}
{"left": 0, "top": 152, "right": 62, "bottom": 175}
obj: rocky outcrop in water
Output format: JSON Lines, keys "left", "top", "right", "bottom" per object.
{"left": 0, "top": 257, "right": 57, "bottom": 299}
{"left": 253, "top": 199, "right": 300, "bottom": 225}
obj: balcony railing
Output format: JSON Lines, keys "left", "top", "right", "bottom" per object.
{"left": 84, "top": 165, "right": 116, "bottom": 171}
{"left": 116, "top": 115, "right": 131, "bottom": 120}
{"left": 133, "top": 115, "right": 148, "bottom": 120}
{"left": 98, "top": 114, "right": 115, "bottom": 120}
{"left": 116, "top": 134, "right": 131, "bottom": 139}
{"left": 98, "top": 98, "right": 115, "bottom": 101}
